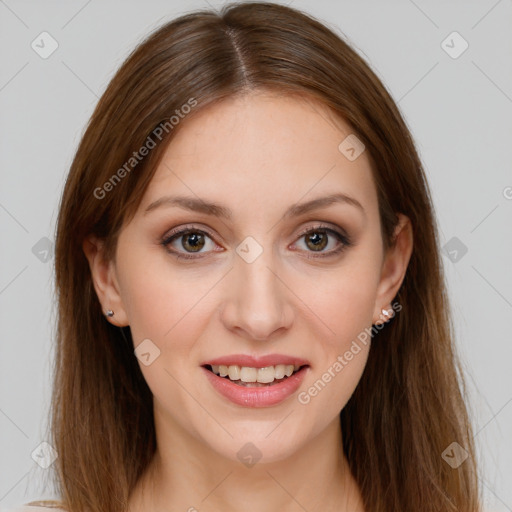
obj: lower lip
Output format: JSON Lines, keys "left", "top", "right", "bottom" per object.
{"left": 202, "top": 366, "right": 308, "bottom": 408}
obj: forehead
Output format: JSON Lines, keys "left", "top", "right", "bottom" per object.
{"left": 140, "top": 91, "right": 378, "bottom": 222}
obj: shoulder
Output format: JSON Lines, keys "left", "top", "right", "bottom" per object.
{"left": 0, "top": 502, "right": 67, "bottom": 511}
{"left": 0, "top": 507, "right": 66, "bottom": 511}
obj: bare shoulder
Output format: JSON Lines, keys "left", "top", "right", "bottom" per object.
{"left": 1, "top": 501, "right": 67, "bottom": 512}
{"left": 0, "top": 507, "right": 66, "bottom": 511}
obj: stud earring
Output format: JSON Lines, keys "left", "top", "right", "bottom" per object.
{"left": 105, "top": 309, "right": 114, "bottom": 318}
{"left": 381, "top": 308, "right": 391, "bottom": 317}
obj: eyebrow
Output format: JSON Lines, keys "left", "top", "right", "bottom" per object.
{"left": 144, "top": 192, "right": 365, "bottom": 219}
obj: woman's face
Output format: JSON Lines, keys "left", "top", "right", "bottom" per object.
{"left": 87, "top": 91, "right": 411, "bottom": 464}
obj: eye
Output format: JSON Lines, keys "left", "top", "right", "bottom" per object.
{"left": 161, "top": 223, "right": 352, "bottom": 261}
{"left": 161, "top": 225, "right": 221, "bottom": 260}
{"left": 292, "top": 224, "right": 352, "bottom": 258}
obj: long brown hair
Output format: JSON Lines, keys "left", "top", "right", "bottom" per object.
{"left": 41, "top": 2, "right": 480, "bottom": 511}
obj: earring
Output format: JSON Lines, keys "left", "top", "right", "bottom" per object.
{"left": 381, "top": 308, "right": 391, "bottom": 317}
{"left": 105, "top": 309, "right": 114, "bottom": 318}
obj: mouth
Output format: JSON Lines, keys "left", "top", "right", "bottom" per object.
{"left": 203, "top": 363, "right": 308, "bottom": 387}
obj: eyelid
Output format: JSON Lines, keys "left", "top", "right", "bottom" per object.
{"left": 161, "top": 223, "right": 220, "bottom": 245}
{"left": 294, "top": 222, "right": 350, "bottom": 242}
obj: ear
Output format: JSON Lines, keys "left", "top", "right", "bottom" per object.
{"left": 82, "top": 235, "right": 129, "bottom": 327}
{"left": 372, "top": 213, "right": 413, "bottom": 325}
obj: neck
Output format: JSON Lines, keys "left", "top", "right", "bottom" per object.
{"left": 128, "top": 409, "right": 364, "bottom": 512}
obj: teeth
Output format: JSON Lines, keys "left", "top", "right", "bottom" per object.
{"left": 240, "top": 366, "right": 258, "bottom": 382}
{"left": 209, "top": 364, "right": 302, "bottom": 383}
{"left": 274, "top": 364, "right": 286, "bottom": 379}
{"left": 228, "top": 365, "right": 240, "bottom": 380}
{"left": 257, "top": 366, "right": 275, "bottom": 383}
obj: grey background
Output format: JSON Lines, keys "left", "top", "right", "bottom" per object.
{"left": 0, "top": 0, "right": 511, "bottom": 509}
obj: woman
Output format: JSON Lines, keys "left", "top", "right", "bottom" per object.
{"left": 18, "top": 2, "right": 480, "bottom": 511}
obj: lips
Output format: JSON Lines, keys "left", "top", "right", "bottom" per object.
{"left": 201, "top": 354, "right": 310, "bottom": 407}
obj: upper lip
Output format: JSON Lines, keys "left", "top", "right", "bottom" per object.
{"left": 201, "top": 354, "right": 310, "bottom": 368}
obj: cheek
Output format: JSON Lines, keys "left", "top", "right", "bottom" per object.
{"left": 296, "top": 252, "right": 382, "bottom": 347}
{"left": 115, "top": 248, "right": 222, "bottom": 424}
{"left": 292, "top": 247, "right": 381, "bottom": 413}
{"left": 116, "top": 243, "right": 219, "bottom": 347}
{"left": 296, "top": 272, "right": 374, "bottom": 417}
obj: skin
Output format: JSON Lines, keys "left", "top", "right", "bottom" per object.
{"left": 83, "top": 91, "right": 413, "bottom": 512}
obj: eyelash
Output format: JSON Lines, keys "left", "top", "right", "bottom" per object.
{"left": 160, "top": 223, "right": 352, "bottom": 261}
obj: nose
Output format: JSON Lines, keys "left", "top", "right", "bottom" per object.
{"left": 220, "top": 249, "right": 294, "bottom": 341}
